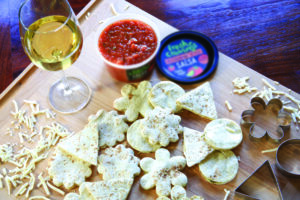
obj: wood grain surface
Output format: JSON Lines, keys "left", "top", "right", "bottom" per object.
{"left": 0, "top": 0, "right": 299, "bottom": 93}
{"left": 0, "top": 0, "right": 299, "bottom": 199}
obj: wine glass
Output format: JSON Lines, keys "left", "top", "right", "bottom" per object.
{"left": 18, "top": 0, "right": 91, "bottom": 113}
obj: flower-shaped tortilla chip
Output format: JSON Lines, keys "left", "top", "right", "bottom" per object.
{"left": 241, "top": 97, "right": 292, "bottom": 143}
{"left": 113, "top": 81, "right": 153, "bottom": 122}
{"left": 140, "top": 148, "right": 187, "bottom": 197}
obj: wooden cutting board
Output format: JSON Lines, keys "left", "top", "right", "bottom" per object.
{"left": 0, "top": 0, "right": 299, "bottom": 199}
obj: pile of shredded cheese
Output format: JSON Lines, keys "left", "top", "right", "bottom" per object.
{"left": 232, "top": 77, "right": 257, "bottom": 94}
{"left": 0, "top": 100, "right": 72, "bottom": 198}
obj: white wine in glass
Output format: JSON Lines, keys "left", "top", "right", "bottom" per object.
{"left": 19, "top": 0, "right": 91, "bottom": 113}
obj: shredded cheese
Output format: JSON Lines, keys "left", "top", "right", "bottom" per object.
{"left": 9, "top": 175, "right": 18, "bottom": 187}
{"left": 1, "top": 99, "right": 73, "bottom": 198}
{"left": 282, "top": 100, "right": 291, "bottom": 105}
{"left": 2, "top": 168, "right": 7, "bottom": 176}
{"left": 225, "top": 100, "right": 232, "bottom": 112}
{"left": 18, "top": 132, "right": 25, "bottom": 143}
{"left": 0, "top": 144, "right": 14, "bottom": 163}
{"left": 291, "top": 113, "right": 297, "bottom": 123}
{"left": 0, "top": 173, "right": 3, "bottom": 188}
{"left": 47, "top": 181, "right": 65, "bottom": 195}
{"left": 12, "top": 100, "right": 19, "bottom": 113}
{"left": 15, "top": 182, "right": 29, "bottom": 196}
{"left": 232, "top": 77, "right": 257, "bottom": 94}
{"left": 261, "top": 147, "right": 278, "bottom": 154}
{"left": 24, "top": 100, "right": 38, "bottom": 105}
{"left": 38, "top": 173, "right": 50, "bottom": 196}
{"left": 224, "top": 189, "right": 230, "bottom": 200}
{"left": 251, "top": 91, "right": 260, "bottom": 98}
{"left": 110, "top": 3, "right": 118, "bottom": 16}
{"left": 26, "top": 173, "right": 35, "bottom": 198}
{"left": 37, "top": 176, "right": 50, "bottom": 188}
{"left": 5, "top": 176, "right": 11, "bottom": 195}
{"left": 262, "top": 78, "right": 276, "bottom": 90}
{"left": 285, "top": 93, "right": 300, "bottom": 105}
{"left": 8, "top": 160, "right": 22, "bottom": 168}
{"left": 272, "top": 91, "right": 285, "bottom": 95}
{"left": 268, "top": 88, "right": 273, "bottom": 99}
{"left": 283, "top": 106, "right": 297, "bottom": 113}
{"left": 124, "top": 4, "right": 130, "bottom": 10}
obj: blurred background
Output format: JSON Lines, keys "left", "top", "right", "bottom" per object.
{"left": 0, "top": 0, "right": 299, "bottom": 93}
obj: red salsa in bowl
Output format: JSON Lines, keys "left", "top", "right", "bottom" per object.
{"left": 96, "top": 14, "right": 160, "bottom": 82}
{"left": 99, "top": 19, "right": 157, "bottom": 65}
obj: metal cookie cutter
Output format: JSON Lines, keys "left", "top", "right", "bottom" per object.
{"left": 276, "top": 138, "right": 300, "bottom": 178}
{"left": 235, "top": 160, "right": 283, "bottom": 200}
{"left": 241, "top": 97, "right": 292, "bottom": 143}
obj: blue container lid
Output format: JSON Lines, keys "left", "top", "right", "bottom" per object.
{"left": 155, "top": 31, "right": 219, "bottom": 84}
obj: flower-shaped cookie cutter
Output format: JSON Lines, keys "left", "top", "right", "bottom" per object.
{"left": 241, "top": 97, "right": 292, "bottom": 143}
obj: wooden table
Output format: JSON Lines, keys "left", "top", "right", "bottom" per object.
{"left": 0, "top": 0, "right": 299, "bottom": 93}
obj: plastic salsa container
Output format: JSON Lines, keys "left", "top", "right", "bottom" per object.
{"left": 95, "top": 14, "right": 160, "bottom": 82}
{"left": 156, "top": 31, "right": 219, "bottom": 84}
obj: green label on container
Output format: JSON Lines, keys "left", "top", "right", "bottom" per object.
{"left": 126, "top": 64, "right": 151, "bottom": 81}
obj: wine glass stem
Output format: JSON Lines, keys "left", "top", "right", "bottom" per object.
{"left": 61, "top": 71, "right": 72, "bottom": 96}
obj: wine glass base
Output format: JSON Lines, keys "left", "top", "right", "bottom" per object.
{"left": 49, "top": 76, "right": 91, "bottom": 114}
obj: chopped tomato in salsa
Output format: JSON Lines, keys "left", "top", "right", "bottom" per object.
{"left": 98, "top": 19, "right": 157, "bottom": 65}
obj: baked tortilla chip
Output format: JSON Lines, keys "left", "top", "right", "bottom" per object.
{"left": 199, "top": 150, "right": 239, "bottom": 185}
{"left": 141, "top": 107, "right": 183, "bottom": 147}
{"left": 49, "top": 148, "right": 92, "bottom": 190}
{"left": 127, "top": 119, "right": 160, "bottom": 153}
{"left": 140, "top": 148, "right": 187, "bottom": 197}
{"left": 113, "top": 81, "right": 153, "bottom": 122}
{"left": 98, "top": 144, "right": 140, "bottom": 180}
{"left": 148, "top": 81, "right": 185, "bottom": 113}
{"left": 183, "top": 127, "right": 214, "bottom": 167}
{"left": 204, "top": 118, "right": 243, "bottom": 150}
{"left": 57, "top": 125, "right": 98, "bottom": 166}
{"left": 57, "top": 111, "right": 101, "bottom": 165}
{"left": 93, "top": 110, "right": 128, "bottom": 148}
{"left": 79, "top": 178, "right": 133, "bottom": 200}
{"left": 176, "top": 82, "right": 217, "bottom": 120}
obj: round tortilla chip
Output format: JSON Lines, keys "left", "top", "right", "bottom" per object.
{"left": 127, "top": 120, "right": 160, "bottom": 153}
{"left": 148, "top": 81, "right": 185, "bottom": 113}
{"left": 199, "top": 150, "right": 238, "bottom": 184}
{"left": 204, "top": 118, "right": 243, "bottom": 150}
